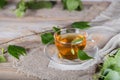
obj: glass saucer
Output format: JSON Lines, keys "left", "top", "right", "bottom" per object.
{"left": 44, "top": 40, "right": 98, "bottom": 65}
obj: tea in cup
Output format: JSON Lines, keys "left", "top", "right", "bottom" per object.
{"left": 54, "top": 28, "right": 87, "bottom": 60}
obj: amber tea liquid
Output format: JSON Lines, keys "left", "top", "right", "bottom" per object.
{"left": 55, "top": 33, "right": 86, "bottom": 60}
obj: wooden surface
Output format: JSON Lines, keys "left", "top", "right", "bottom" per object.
{"left": 0, "top": 1, "right": 110, "bottom": 80}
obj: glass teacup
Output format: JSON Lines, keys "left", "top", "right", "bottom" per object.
{"left": 44, "top": 28, "right": 98, "bottom": 65}
{"left": 54, "top": 28, "right": 88, "bottom": 60}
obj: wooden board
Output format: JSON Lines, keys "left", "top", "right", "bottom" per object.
{"left": 0, "top": 1, "right": 110, "bottom": 80}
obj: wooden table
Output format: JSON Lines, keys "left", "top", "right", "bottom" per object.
{"left": 0, "top": 1, "right": 110, "bottom": 80}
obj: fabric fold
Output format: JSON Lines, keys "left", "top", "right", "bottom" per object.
{"left": 48, "top": 2, "right": 120, "bottom": 70}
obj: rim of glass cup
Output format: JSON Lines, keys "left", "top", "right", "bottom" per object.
{"left": 54, "top": 28, "right": 88, "bottom": 45}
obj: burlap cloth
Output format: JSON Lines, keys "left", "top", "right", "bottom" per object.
{"left": 13, "top": 2, "right": 120, "bottom": 80}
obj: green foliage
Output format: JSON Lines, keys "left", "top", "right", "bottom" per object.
{"left": 62, "top": 0, "right": 83, "bottom": 11}
{"left": 41, "top": 27, "right": 60, "bottom": 44}
{"left": 0, "top": 0, "right": 84, "bottom": 17}
{"left": 53, "top": 26, "right": 60, "bottom": 32}
{"left": 15, "top": 0, "right": 55, "bottom": 17}
{"left": 77, "top": 50, "right": 93, "bottom": 60}
{"left": 26, "top": 1, "right": 53, "bottom": 10}
{"left": 0, "top": 55, "right": 6, "bottom": 62}
{"left": 0, "top": 48, "right": 7, "bottom": 63}
{"left": 41, "top": 33, "right": 54, "bottom": 44}
{"left": 97, "top": 49, "right": 120, "bottom": 80}
{"left": 71, "top": 21, "right": 90, "bottom": 29}
{"left": 104, "top": 70, "right": 120, "bottom": 80}
{"left": 14, "top": 0, "right": 26, "bottom": 17}
{"left": 8, "top": 45, "right": 26, "bottom": 59}
{"left": 0, "top": 0, "right": 7, "bottom": 9}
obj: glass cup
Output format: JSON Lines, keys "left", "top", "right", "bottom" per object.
{"left": 54, "top": 28, "right": 88, "bottom": 60}
{"left": 44, "top": 28, "right": 98, "bottom": 65}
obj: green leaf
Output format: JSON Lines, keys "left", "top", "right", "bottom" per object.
{"left": 112, "top": 50, "right": 120, "bottom": 72}
{"left": 41, "top": 33, "right": 54, "bottom": 44}
{"left": 61, "top": 0, "right": 67, "bottom": 9}
{"left": 71, "top": 21, "right": 90, "bottom": 29}
{"left": 0, "top": 55, "right": 6, "bottom": 63}
{"left": 1, "top": 48, "right": 4, "bottom": 54}
{"left": 98, "top": 49, "right": 120, "bottom": 80}
{"left": 26, "top": 1, "right": 53, "bottom": 10}
{"left": 66, "top": 0, "right": 79, "bottom": 11}
{"left": 101, "top": 49, "right": 120, "bottom": 73}
{"left": 62, "top": 0, "right": 83, "bottom": 11}
{"left": 104, "top": 70, "right": 120, "bottom": 80}
{"left": 8, "top": 45, "right": 26, "bottom": 59}
{"left": 0, "top": 0, "right": 7, "bottom": 9}
{"left": 102, "top": 69, "right": 112, "bottom": 77}
{"left": 72, "top": 38, "right": 83, "bottom": 45}
{"left": 0, "top": 48, "right": 7, "bottom": 63}
{"left": 53, "top": 26, "right": 60, "bottom": 32}
{"left": 100, "top": 57, "right": 115, "bottom": 74}
{"left": 114, "top": 48, "right": 120, "bottom": 59}
{"left": 78, "top": 0, "right": 83, "bottom": 10}
{"left": 77, "top": 50, "right": 93, "bottom": 60}
{"left": 15, "top": 0, "right": 26, "bottom": 17}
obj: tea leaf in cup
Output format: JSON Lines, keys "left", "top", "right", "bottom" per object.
{"left": 71, "top": 48, "right": 75, "bottom": 55}
{"left": 77, "top": 50, "right": 93, "bottom": 60}
{"left": 72, "top": 38, "right": 83, "bottom": 45}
